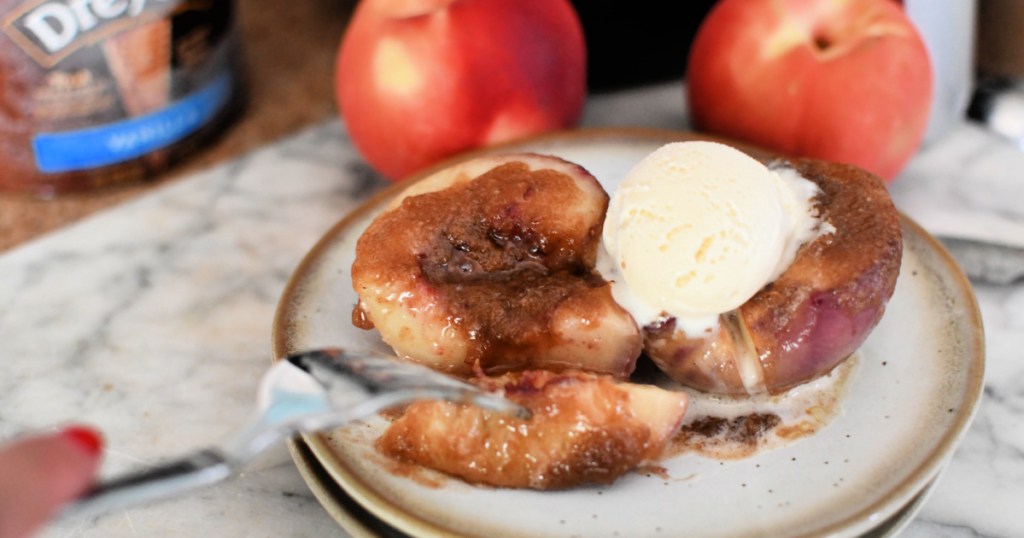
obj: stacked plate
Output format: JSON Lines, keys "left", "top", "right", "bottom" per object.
{"left": 272, "top": 129, "right": 984, "bottom": 538}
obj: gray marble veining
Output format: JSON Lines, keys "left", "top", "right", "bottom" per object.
{"left": 0, "top": 82, "right": 1020, "bottom": 537}
{"left": 1, "top": 121, "right": 387, "bottom": 537}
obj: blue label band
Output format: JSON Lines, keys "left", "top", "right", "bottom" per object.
{"left": 32, "top": 73, "right": 233, "bottom": 174}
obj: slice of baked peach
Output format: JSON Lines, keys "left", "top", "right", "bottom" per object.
{"left": 378, "top": 370, "right": 687, "bottom": 489}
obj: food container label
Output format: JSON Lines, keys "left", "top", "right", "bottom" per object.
{"left": 32, "top": 71, "right": 231, "bottom": 173}
{"left": 2, "top": 0, "right": 176, "bottom": 67}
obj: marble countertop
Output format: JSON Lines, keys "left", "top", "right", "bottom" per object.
{"left": 2, "top": 82, "right": 1021, "bottom": 537}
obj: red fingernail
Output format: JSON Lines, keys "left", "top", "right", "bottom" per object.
{"left": 61, "top": 426, "right": 104, "bottom": 457}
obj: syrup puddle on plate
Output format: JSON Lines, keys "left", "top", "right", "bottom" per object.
{"left": 662, "top": 353, "right": 860, "bottom": 460}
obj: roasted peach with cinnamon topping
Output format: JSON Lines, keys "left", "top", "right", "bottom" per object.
{"left": 643, "top": 159, "right": 902, "bottom": 395}
{"left": 351, "top": 154, "right": 642, "bottom": 378}
{"left": 378, "top": 370, "right": 687, "bottom": 489}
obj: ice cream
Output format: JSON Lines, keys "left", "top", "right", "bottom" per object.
{"left": 598, "top": 141, "right": 828, "bottom": 334}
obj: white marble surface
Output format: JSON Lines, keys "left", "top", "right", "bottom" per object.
{"left": 1, "top": 82, "right": 1021, "bottom": 537}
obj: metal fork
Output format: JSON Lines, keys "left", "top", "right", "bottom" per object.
{"left": 62, "top": 348, "right": 529, "bottom": 519}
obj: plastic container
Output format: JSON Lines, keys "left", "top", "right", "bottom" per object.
{"left": 0, "top": 0, "right": 243, "bottom": 196}
{"left": 903, "top": 0, "right": 977, "bottom": 144}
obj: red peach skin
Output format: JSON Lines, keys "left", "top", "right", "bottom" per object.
{"left": 644, "top": 159, "right": 902, "bottom": 395}
{"left": 686, "top": 0, "right": 932, "bottom": 181}
{"left": 336, "top": 0, "right": 586, "bottom": 180}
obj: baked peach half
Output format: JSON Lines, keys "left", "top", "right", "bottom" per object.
{"left": 351, "top": 154, "right": 642, "bottom": 378}
{"left": 643, "top": 159, "right": 902, "bottom": 395}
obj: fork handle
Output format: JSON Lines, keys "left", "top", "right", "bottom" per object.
{"left": 62, "top": 448, "right": 234, "bottom": 520}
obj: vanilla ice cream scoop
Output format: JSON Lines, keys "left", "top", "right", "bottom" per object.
{"left": 599, "top": 141, "right": 825, "bottom": 334}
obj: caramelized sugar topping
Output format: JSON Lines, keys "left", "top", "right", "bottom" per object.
{"left": 378, "top": 370, "right": 675, "bottom": 490}
{"left": 353, "top": 162, "right": 613, "bottom": 372}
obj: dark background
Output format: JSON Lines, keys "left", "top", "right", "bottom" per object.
{"left": 572, "top": 0, "right": 717, "bottom": 91}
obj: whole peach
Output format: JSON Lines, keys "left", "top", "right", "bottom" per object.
{"left": 686, "top": 0, "right": 932, "bottom": 181}
{"left": 336, "top": 0, "right": 586, "bottom": 180}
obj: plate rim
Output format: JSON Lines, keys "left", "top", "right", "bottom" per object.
{"left": 286, "top": 435, "right": 942, "bottom": 538}
{"left": 272, "top": 127, "right": 985, "bottom": 538}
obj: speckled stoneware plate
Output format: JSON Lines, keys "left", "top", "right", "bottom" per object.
{"left": 272, "top": 128, "right": 985, "bottom": 538}
{"left": 283, "top": 436, "right": 941, "bottom": 538}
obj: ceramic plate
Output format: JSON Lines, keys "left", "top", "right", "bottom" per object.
{"left": 284, "top": 436, "right": 940, "bottom": 538}
{"left": 272, "top": 128, "right": 985, "bottom": 538}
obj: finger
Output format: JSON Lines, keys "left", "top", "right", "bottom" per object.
{"left": 0, "top": 426, "right": 103, "bottom": 538}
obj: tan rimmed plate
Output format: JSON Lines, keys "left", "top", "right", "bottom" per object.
{"left": 272, "top": 128, "right": 984, "bottom": 538}
{"left": 285, "top": 435, "right": 941, "bottom": 538}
